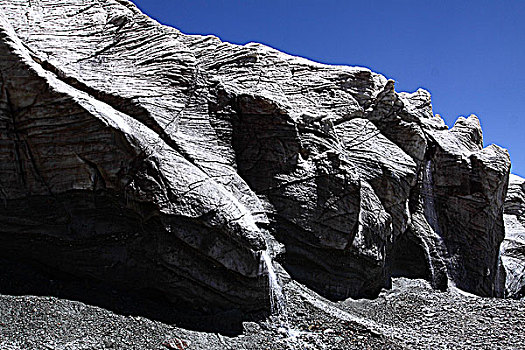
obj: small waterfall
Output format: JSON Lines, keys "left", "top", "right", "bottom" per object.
{"left": 260, "top": 251, "right": 287, "bottom": 316}
{"left": 422, "top": 160, "right": 455, "bottom": 288}
{"left": 494, "top": 249, "right": 504, "bottom": 297}
{"left": 422, "top": 160, "right": 440, "bottom": 236}
{"left": 260, "top": 251, "right": 308, "bottom": 348}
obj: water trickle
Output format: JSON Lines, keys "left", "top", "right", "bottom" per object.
{"left": 494, "top": 249, "right": 504, "bottom": 297}
{"left": 259, "top": 251, "right": 308, "bottom": 348}
{"left": 422, "top": 160, "right": 440, "bottom": 236}
{"left": 259, "top": 250, "right": 287, "bottom": 316}
{"left": 422, "top": 160, "right": 455, "bottom": 288}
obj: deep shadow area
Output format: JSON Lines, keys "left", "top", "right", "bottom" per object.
{"left": 270, "top": 216, "right": 386, "bottom": 302}
{"left": 0, "top": 190, "right": 270, "bottom": 335}
{"left": 390, "top": 230, "right": 428, "bottom": 279}
{"left": 0, "top": 257, "right": 265, "bottom": 336}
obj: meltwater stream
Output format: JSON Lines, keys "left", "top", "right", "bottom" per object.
{"left": 259, "top": 251, "right": 307, "bottom": 347}
{"left": 422, "top": 160, "right": 456, "bottom": 289}
{"left": 494, "top": 249, "right": 504, "bottom": 297}
{"left": 260, "top": 251, "right": 287, "bottom": 316}
{"left": 422, "top": 160, "right": 441, "bottom": 237}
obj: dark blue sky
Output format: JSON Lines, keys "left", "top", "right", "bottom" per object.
{"left": 130, "top": 0, "right": 524, "bottom": 176}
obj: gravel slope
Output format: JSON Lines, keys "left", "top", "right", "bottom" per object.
{"left": 1, "top": 278, "right": 523, "bottom": 349}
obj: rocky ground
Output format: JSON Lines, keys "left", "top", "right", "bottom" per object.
{"left": 339, "top": 279, "right": 525, "bottom": 349}
{"left": 0, "top": 277, "right": 523, "bottom": 350}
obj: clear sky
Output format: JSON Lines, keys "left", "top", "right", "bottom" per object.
{"left": 130, "top": 0, "right": 525, "bottom": 177}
